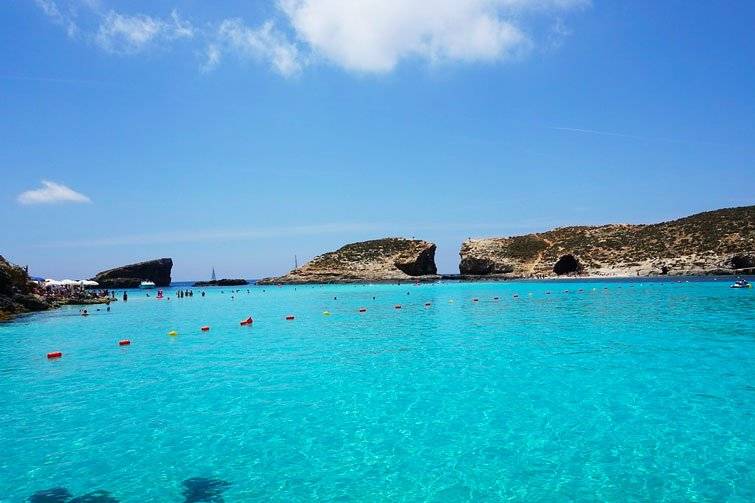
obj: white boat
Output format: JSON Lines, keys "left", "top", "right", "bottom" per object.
{"left": 730, "top": 279, "right": 752, "bottom": 289}
{"left": 139, "top": 281, "right": 156, "bottom": 289}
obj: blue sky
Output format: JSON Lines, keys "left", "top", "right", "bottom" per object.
{"left": 1, "top": 0, "right": 754, "bottom": 280}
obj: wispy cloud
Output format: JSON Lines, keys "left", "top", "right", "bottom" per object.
{"left": 17, "top": 180, "right": 92, "bottom": 205}
{"left": 549, "top": 126, "right": 731, "bottom": 147}
{"left": 95, "top": 9, "right": 193, "bottom": 54}
{"left": 213, "top": 19, "right": 303, "bottom": 76}
{"left": 34, "top": 0, "right": 78, "bottom": 37}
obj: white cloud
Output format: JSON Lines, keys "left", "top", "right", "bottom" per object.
{"left": 33, "top": 1, "right": 587, "bottom": 75}
{"left": 95, "top": 9, "right": 193, "bottom": 54}
{"left": 276, "top": 0, "right": 586, "bottom": 73}
{"left": 17, "top": 181, "right": 92, "bottom": 205}
{"left": 215, "top": 19, "right": 303, "bottom": 76}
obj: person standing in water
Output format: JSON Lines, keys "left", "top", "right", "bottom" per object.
{"left": 123, "top": 291, "right": 128, "bottom": 302}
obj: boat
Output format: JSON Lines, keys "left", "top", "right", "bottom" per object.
{"left": 730, "top": 279, "right": 752, "bottom": 289}
{"left": 139, "top": 281, "right": 156, "bottom": 289}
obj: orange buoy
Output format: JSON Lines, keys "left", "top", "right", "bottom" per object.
{"left": 118, "top": 339, "right": 131, "bottom": 346}
{"left": 358, "top": 307, "right": 367, "bottom": 313}
{"left": 285, "top": 315, "right": 295, "bottom": 320}
{"left": 240, "top": 316, "right": 253, "bottom": 326}
{"left": 47, "top": 351, "right": 62, "bottom": 359}
{"left": 201, "top": 326, "right": 210, "bottom": 331}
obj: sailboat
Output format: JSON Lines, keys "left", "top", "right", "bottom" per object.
{"left": 211, "top": 267, "right": 217, "bottom": 282}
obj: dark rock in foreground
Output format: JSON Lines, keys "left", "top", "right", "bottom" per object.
{"left": 93, "top": 258, "right": 173, "bottom": 288}
{"left": 258, "top": 238, "right": 439, "bottom": 284}
{"left": 193, "top": 278, "right": 249, "bottom": 287}
{"left": 459, "top": 205, "right": 755, "bottom": 278}
{"left": 0, "top": 255, "right": 51, "bottom": 319}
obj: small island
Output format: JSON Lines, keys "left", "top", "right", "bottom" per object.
{"left": 92, "top": 258, "right": 173, "bottom": 288}
{"left": 257, "top": 238, "right": 439, "bottom": 284}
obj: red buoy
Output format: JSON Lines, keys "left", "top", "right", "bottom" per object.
{"left": 201, "top": 326, "right": 210, "bottom": 331}
{"left": 118, "top": 340, "right": 131, "bottom": 346}
{"left": 285, "top": 315, "right": 295, "bottom": 320}
{"left": 47, "top": 351, "right": 62, "bottom": 359}
{"left": 240, "top": 316, "right": 253, "bottom": 326}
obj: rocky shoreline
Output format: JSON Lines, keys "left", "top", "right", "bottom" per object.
{"left": 0, "top": 256, "right": 114, "bottom": 321}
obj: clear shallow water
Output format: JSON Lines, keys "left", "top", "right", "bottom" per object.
{"left": 1, "top": 279, "right": 754, "bottom": 502}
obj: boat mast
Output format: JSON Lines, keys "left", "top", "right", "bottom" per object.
{"left": 294, "top": 255, "right": 298, "bottom": 269}
{"left": 211, "top": 266, "right": 216, "bottom": 281}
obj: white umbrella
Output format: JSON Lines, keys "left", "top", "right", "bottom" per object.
{"left": 60, "top": 279, "right": 78, "bottom": 285}
{"left": 80, "top": 280, "right": 99, "bottom": 286}
{"left": 44, "top": 279, "right": 63, "bottom": 286}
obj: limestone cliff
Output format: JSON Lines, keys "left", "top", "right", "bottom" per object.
{"left": 93, "top": 258, "right": 173, "bottom": 288}
{"left": 459, "top": 206, "right": 755, "bottom": 278}
{"left": 0, "top": 256, "right": 51, "bottom": 320}
{"left": 258, "top": 238, "right": 439, "bottom": 284}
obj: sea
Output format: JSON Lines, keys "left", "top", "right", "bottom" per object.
{"left": 1, "top": 277, "right": 754, "bottom": 502}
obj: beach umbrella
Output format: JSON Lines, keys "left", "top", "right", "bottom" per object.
{"left": 44, "top": 279, "right": 63, "bottom": 286}
{"left": 80, "top": 280, "right": 99, "bottom": 286}
{"left": 60, "top": 279, "right": 78, "bottom": 285}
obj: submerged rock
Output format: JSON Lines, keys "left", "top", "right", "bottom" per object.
{"left": 93, "top": 258, "right": 173, "bottom": 288}
{"left": 459, "top": 205, "right": 755, "bottom": 278}
{"left": 258, "top": 238, "right": 439, "bottom": 284}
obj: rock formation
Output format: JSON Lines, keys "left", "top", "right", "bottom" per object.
{"left": 193, "top": 279, "right": 249, "bottom": 287}
{"left": 0, "top": 256, "right": 51, "bottom": 320}
{"left": 93, "top": 258, "right": 173, "bottom": 288}
{"left": 459, "top": 206, "right": 755, "bottom": 278}
{"left": 258, "top": 238, "right": 439, "bottom": 284}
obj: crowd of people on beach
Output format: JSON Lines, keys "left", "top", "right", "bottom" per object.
{"left": 40, "top": 283, "right": 113, "bottom": 304}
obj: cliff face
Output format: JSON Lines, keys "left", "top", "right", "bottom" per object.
{"left": 459, "top": 206, "right": 755, "bottom": 277}
{"left": 258, "top": 238, "right": 439, "bottom": 284}
{"left": 0, "top": 256, "right": 51, "bottom": 320}
{"left": 93, "top": 258, "right": 173, "bottom": 288}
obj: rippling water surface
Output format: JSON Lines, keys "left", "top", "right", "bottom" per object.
{"left": 1, "top": 279, "right": 754, "bottom": 501}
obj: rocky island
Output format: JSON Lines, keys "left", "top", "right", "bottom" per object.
{"left": 257, "top": 238, "right": 439, "bottom": 284}
{"left": 92, "top": 258, "right": 173, "bottom": 288}
{"left": 459, "top": 206, "right": 755, "bottom": 278}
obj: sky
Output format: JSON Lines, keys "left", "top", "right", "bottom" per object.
{"left": 1, "top": 0, "right": 754, "bottom": 280}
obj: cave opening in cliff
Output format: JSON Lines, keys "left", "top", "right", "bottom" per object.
{"left": 730, "top": 254, "right": 755, "bottom": 270}
{"left": 553, "top": 254, "right": 582, "bottom": 275}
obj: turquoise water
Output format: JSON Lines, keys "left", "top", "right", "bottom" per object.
{"left": 1, "top": 279, "right": 754, "bottom": 502}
